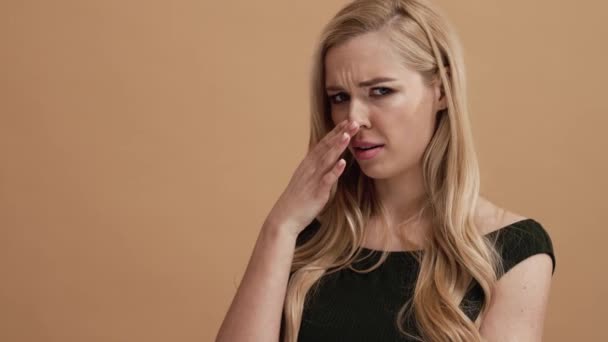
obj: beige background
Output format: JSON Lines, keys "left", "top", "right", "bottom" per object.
{"left": 1, "top": 0, "right": 606, "bottom": 341}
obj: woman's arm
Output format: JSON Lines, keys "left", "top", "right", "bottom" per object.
{"left": 215, "top": 218, "right": 298, "bottom": 342}
{"left": 215, "top": 120, "right": 357, "bottom": 341}
{"left": 479, "top": 253, "right": 554, "bottom": 341}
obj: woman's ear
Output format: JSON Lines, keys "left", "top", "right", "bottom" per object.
{"left": 433, "top": 69, "right": 449, "bottom": 112}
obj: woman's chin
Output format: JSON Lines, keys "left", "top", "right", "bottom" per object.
{"left": 357, "top": 163, "right": 390, "bottom": 180}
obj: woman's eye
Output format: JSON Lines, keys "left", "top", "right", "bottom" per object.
{"left": 329, "top": 93, "right": 348, "bottom": 104}
{"left": 371, "top": 87, "right": 393, "bottom": 96}
{"left": 328, "top": 87, "right": 393, "bottom": 105}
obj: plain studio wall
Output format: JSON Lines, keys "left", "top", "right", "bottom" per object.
{"left": 0, "top": 0, "right": 606, "bottom": 341}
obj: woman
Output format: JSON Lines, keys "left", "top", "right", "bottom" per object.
{"left": 216, "top": 0, "right": 556, "bottom": 341}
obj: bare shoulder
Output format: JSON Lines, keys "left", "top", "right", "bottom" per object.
{"left": 476, "top": 198, "right": 553, "bottom": 340}
{"left": 475, "top": 196, "right": 529, "bottom": 235}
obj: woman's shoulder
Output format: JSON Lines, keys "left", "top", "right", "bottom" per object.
{"left": 474, "top": 196, "right": 556, "bottom": 275}
{"left": 475, "top": 198, "right": 528, "bottom": 235}
{"left": 483, "top": 212, "right": 556, "bottom": 276}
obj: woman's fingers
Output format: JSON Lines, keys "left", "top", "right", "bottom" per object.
{"left": 311, "top": 120, "right": 348, "bottom": 157}
{"left": 319, "top": 121, "right": 359, "bottom": 173}
{"left": 321, "top": 157, "right": 347, "bottom": 186}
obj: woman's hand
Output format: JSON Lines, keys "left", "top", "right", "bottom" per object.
{"left": 266, "top": 119, "right": 359, "bottom": 237}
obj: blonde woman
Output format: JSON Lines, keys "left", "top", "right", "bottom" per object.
{"left": 216, "top": 0, "right": 556, "bottom": 341}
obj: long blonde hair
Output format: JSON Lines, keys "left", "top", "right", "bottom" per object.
{"left": 283, "top": 0, "right": 504, "bottom": 341}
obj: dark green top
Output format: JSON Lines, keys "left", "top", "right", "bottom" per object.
{"left": 280, "top": 218, "right": 556, "bottom": 342}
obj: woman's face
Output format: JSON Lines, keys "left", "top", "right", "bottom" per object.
{"left": 325, "top": 31, "right": 446, "bottom": 179}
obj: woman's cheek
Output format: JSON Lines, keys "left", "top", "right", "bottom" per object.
{"left": 389, "top": 94, "right": 410, "bottom": 110}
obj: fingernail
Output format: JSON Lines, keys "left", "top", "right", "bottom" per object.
{"left": 349, "top": 121, "right": 358, "bottom": 129}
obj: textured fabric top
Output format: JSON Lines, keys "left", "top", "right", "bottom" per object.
{"left": 280, "top": 217, "right": 556, "bottom": 342}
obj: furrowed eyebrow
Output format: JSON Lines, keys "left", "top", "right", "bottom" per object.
{"left": 325, "top": 77, "right": 397, "bottom": 92}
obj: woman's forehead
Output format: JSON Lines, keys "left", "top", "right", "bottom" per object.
{"left": 324, "top": 33, "right": 412, "bottom": 86}
{"left": 324, "top": 54, "right": 416, "bottom": 90}
{"left": 325, "top": 33, "right": 396, "bottom": 68}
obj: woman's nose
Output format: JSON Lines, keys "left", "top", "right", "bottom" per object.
{"left": 347, "top": 101, "right": 370, "bottom": 128}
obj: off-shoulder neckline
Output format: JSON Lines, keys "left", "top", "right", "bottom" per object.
{"left": 358, "top": 218, "right": 537, "bottom": 254}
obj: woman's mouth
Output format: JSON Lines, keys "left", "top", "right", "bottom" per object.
{"left": 353, "top": 144, "right": 384, "bottom": 160}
